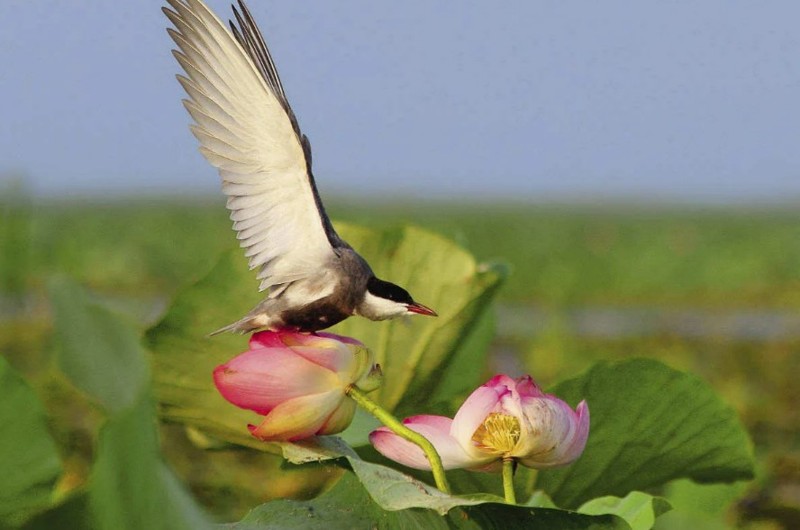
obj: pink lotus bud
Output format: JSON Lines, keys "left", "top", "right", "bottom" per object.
{"left": 370, "top": 374, "right": 589, "bottom": 471}
{"left": 214, "top": 330, "right": 377, "bottom": 441}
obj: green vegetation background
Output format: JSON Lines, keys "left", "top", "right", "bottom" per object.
{"left": 2, "top": 192, "right": 799, "bottom": 527}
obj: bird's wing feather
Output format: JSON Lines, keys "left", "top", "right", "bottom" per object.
{"left": 229, "top": 0, "right": 345, "bottom": 248}
{"left": 164, "top": 0, "right": 340, "bottom": 291}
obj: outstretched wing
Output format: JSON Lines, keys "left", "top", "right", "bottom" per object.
{"left": 164, "top": 0, "right": 342, "bottom": 292}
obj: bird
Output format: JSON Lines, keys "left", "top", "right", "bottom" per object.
{"left": 163, "top": 0, "right": 437, "bottom": 334}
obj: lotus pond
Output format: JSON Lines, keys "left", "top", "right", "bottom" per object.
{"left": 1, "top": 194, "right": 798, "bottom": 529}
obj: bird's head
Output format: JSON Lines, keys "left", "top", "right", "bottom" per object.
{"left": 357, "top": 277, "right": 438, "bottom": 321}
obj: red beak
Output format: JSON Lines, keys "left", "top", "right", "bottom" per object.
{"left": 406, "top": 302, "right": 438, "bottom": 317}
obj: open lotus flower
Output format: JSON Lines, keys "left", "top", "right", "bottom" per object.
{"left": 370, "top": 374, "right": 589, "bottom": 470}
{"left": 214, "top": 330, "right": 380, "bottom": 441}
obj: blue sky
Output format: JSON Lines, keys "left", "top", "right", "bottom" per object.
{"left": 2, "top": 1, "right": 800, "bottom": 202}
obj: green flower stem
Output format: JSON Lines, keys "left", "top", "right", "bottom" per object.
{"left": 346, "top": 385, "right": 451, "bottom": 494}
{"left": 502, "top": 457, "right": 516, "bottom": 504}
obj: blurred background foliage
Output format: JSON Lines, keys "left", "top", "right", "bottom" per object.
{"left": 1, "top": 187, "right": 799, "bottom": 528}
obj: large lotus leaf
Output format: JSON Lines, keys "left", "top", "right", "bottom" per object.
{"left": 537, "top": 359, "right": 755, "bottom": 508}
{"left": 145, "top": 249, "right": 261, "bottom": 449}
{"left": 49, "top": 276, "right": 148, "bottom": 413}
{"left": 47, "top": 278, "right": 211, "bottom": 529}
{"left": 88, "top": 395, "right": 212, "bottom": 530}
{"left": 0, "top": 358, "right": 62, "bottom": 527}
{"left": 274, "top": 436, "right": 660, "bottom": 530}
{"left": 237, "top": 435, "right": 675, "bottom": 529}
{"left": 145, "top": 224, "right": 504, "bottom": 448}
{"left": 231, "top": 470, "right": 630, "bottom": 530}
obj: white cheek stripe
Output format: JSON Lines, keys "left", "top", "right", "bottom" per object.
{"left": 359, "top": 291, "right": 409, "bottom": 320}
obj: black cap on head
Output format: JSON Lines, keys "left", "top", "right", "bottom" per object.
{"left": 366, "top": 277, "right": 414, "bottom": 304}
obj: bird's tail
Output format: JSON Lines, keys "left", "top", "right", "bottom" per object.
{"left": 208, "top": 301, "right": 274, "bottom": 337}
{"left": 207, "top": 317, "right": 260, "bottom": 337}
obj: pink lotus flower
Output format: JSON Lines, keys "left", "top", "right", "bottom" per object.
{"left": 214, "top": 330, "right": 380, "bottom": 441}
{"left": 370, "top": 374, "right": 589, "bottom": 470}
